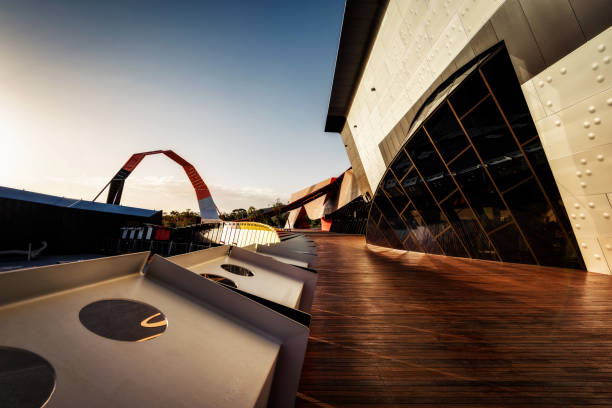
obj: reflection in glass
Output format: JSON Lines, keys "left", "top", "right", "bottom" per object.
{"left": 425, "top": 103, "right": 470, "bottom": 162}
{"left": 448, "top": 73, "right": 489, "bottom": 118}
{"left": 406, "top": 129, "right": 456, "bottom": 201}
{"left": 488, "top": 223, "right": 535, "bottom": 264}
{"left": 390, "top": 149, "right": 413, "bottom": 181}
{"left": 480, "top": 50, "right": 537, "bottom": 144}
{"left": 382, "top": 172, "right": 409, "bottom": 213}
{"left": 448, "top": 148, "right": 509, "bottom": 232}
{"left": 440, "top": 191, "right": 497, "bottom": 260}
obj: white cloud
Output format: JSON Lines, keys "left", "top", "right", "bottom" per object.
{"left": 41, "top": 174, "right": 291, "bottom": 214}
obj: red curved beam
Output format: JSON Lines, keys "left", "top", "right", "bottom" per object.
{"left": 103, "top": 150, "right": 219, "bottom": 220}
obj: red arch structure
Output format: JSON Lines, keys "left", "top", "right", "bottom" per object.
{"left": 95, "top": 150, "right": 219, "bottom": 220}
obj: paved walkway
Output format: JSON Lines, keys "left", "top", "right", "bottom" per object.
{"left": 297, "top": 234, "right": 612, "bottom": 407}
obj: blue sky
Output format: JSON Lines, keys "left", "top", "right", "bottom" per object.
{"left": 0, "top": 0, "right": 348, "bottom": 212}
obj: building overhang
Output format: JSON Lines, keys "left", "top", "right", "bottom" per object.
{"left": 324, "top": 0, "right": 389, "bottom": 133}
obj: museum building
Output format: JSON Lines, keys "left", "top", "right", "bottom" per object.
{"left": 326, "top": 0, "right": 612, "bottom": 273}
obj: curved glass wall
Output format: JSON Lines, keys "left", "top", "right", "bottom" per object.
{"left": 366, "top": 45, "right": 583, "bottom": 269}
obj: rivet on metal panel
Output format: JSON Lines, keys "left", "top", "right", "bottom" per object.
{"left": 597, "top": 75, "right": 604, "bottom": 83}
{"left": 576, "top": 224, "right": 581, "bottom": 229}
{"left": 579, "top": 213, "right": 585, "bottom": 219}
{"left": 581, "top": 182, "right": 587, "bottom": 188}
{"left": 588, "top": 202, "right": 595, "bottom": 208}
{"left": 597, "top": 154, "right": 604, "bottom": 161}
{"left": 555, "top": 120, "right": 561, "bottom": 127}
{"left": 546, "top": 76, "right": 552, "bottom": 83}
{"left": 604, "top": 212, "right": 610, "bottom": 219}
{"left": 588, "top": 132, "right": 596, "bottom": 140}
{"left": 607, "top": 244, "right": 612, "bottom": 250}
{"left": 586, "top": 169, "right": 592, "bottom": 175}
{"left": 608, "top": 98, "right": 612, "bottom": 106}
{"left": 604, "top": 56, "right": 611, "bottom": 64}
{"left": 592, "top": 62, "right": 599, "bottom": 70}
{"left": 588, "top": 106, "right": 596, "bottom": 113}
{"left": 584, "top": 121, "right": 591, "bottom": 128}
{"left": 595, "top": 254, "right": 601, "bottom": 259}
{"left": 546, "top": 100, "right": 553, "bottom": 107}
{"left": 581, "top": 242, "right": 587, "bottom": 248}
{"left": 575, "top": 203, "right": 581, "bottom": 209}
{"left": 581, "top": 158, "right": 588, "bottom": 165}
{"left": 594, "top": 117, "right": 601, "bottom": 125}
{"left": 576, "top": 171, "right": 582, "bottom": 177}
{"left": 538, "top": 81, "right": 544, "bottom": 87}
{"left": 560, "top": 67, "right": 567, "bottom": 75}
{"left": 571, "top": 213, "right": 577, "bottom": 218}
{"left": 598, "top": 44, "right": 606, "bottom": 52}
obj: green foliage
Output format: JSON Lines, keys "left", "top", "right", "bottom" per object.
{"left": 309, "top": 217, "right": 321, "bottom": 228}
{"left": 165, "top": 199, "right": 290, "bottom": 228}
{"left": 162, "top": 209, "right": 200, "bottom": 228}
{"left": 219, "top": 198, "right": 288, "bottom": 228}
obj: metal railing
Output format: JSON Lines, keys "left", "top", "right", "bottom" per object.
{"left": 115, "top": 221, "right": 280, "bottom": 257}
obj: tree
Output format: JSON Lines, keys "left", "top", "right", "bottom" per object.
{"left": 162, "top": 209, "right": 200, "bottom": 227}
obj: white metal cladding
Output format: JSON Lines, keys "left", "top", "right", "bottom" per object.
{"left": 523, "top": 28, "right": 612, "bottom": 274}
{"left": 343, "top": 0, "right": 611, "bottom": 193}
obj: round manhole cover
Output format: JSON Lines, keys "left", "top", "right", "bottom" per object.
{"left": 201, "top": 274, "right": 238, "bottom": 288}
{"left": 0, "top": 347, "right": 55, "bottom": 408}
{"left": 220, "top": 264, "right": 254, "bottom": 276}
{"left": 79, "top": 299, "right": 167, "bottom": 342}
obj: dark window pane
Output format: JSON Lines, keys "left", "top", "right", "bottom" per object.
{"left": 413, "top": 226, "right": 444, "bottom": 255}
{"left": 369, "top": 203, "right": 381, "bottom": 225}
{"left": 437, "top": 228, "right": 468, "bottom": 258}
{"left": 374, "top": 190, "right": 395, "bottom": 220}
{"left": 390, "top": 149, "right": 413, "bottom": 181}
{"left": 403, "top": 234, "right": 421, "bottom": 252}
{"left": 449, "top": 72, "right": 489, "bottom": 118}
{"left": 366, "top": 217, "right": 388, "bottom": 247}
{"left": 504, "top": 179, "right": 580, "bottom": 268}
{"left": 439, "top": 190, "right": 497, "bottom": 261}
{"left": 448, "top": 148, "right": 511, "bottom": 231}
{"left": 400, "top": 203, "right": 443, "bottom": 255}
{"left": 523, "top": 139, "right": 573, "bottom": 235}
{"left": 377, "top": 216, "right": 403, "bottom": 248}
{"left": 424, "top": 103, "right": 469, "bottom": 162}
{"left": 374, "top": 192, "right": 409, "bottom": 243}
{"left": 487, "top": 151, "right": 533, "bottom": 192}
{"left": 462, "top": 98, "right": 518, "bottom": 162}
{"left": 400, "top": 202, "right": 421, "bottom": 230}
{"left": 401, "top": 172, "right": 448, "bottom": 236}
{"left": 381, "top": 172, "right": 409, "bottom": 213}
{"left": 488, "top": 223, "right": 535, "bottom": 264}
{"left": 480, "top": 50, "right": 536, "bottom": 144}
{"left": 405, "top": 129, "right": 456, "bottom": 201}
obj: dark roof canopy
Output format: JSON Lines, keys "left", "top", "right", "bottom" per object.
{"left": 0, "top": 186, "right": 159, "bottom": 218}
{"left": 325, "top": 0, "right": 389, "bottom": 133}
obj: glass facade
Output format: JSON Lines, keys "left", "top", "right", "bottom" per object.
{"left": 366, "top": 46, "right": 584, "bottom": 269}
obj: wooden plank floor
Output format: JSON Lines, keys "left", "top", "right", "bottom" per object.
{"left": 296, "top": 235, "right": 612, "bottom": 407}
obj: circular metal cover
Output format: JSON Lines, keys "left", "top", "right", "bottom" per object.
{"left": 220, "top": 263, "right": 254, "bottom": 277}
{"left": 79, "top": 299, "right": 167, "bottom": 342}
{"left": 0, "top": 347, "right": 55, "bottom": 408}
{"left": 200, "top": 273, "right": 238, "bottom": 288}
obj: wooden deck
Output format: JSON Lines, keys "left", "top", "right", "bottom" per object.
{"left": 296, "top": 235, "right": 612, "bottom": 407}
